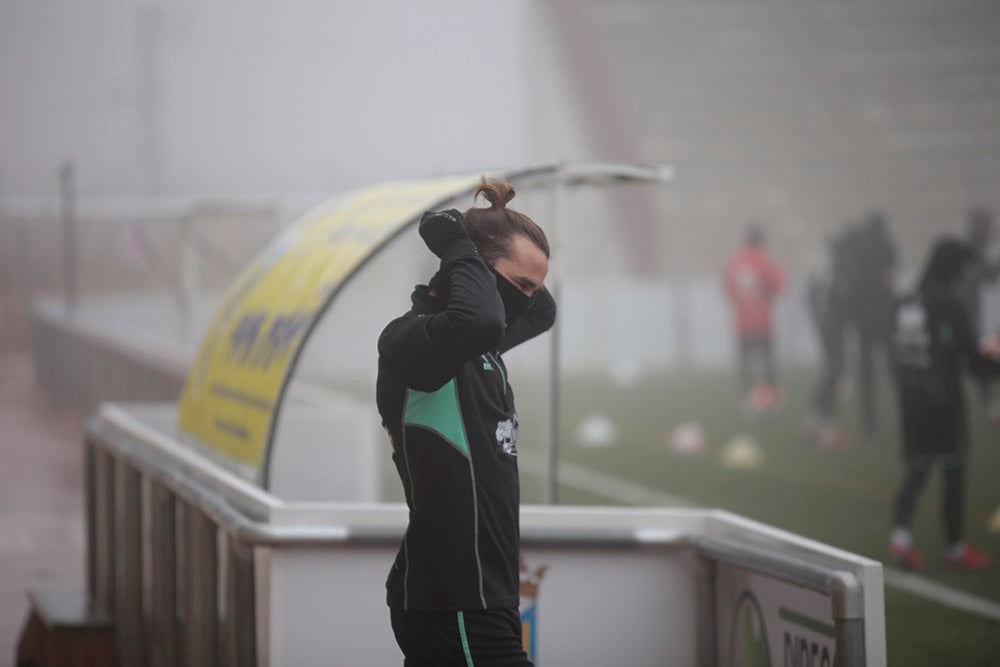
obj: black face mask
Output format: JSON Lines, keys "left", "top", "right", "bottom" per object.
{"left": 490, "top": 266, "right": 535, "bottom": 326}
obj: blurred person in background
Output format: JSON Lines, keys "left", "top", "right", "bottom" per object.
{"left": 377, "top": 177, "right": 555, "bottom": 666}
{"left": 722, "top": 223, "right": 786, "bottom": 417}
{"left": 805, "top": 228, "right": 853, "bottom": 448}
{"left": 806, "top": 214, "right": 898, "bottom": 446}
{"left": 887, "top": 238, "right": 1000, "bottom": 571}
{"left": 958, "top": 207, "right": 1000, "bottom": 425}
{"left": 844, "top": 211, "right": 899, "bottom": 438}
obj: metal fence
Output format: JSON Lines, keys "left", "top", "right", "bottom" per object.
{"left": 0, "top": 193, "right": 285, "bottom": 352}
{"left": 31, "top": 302, "right": 187, "bottom": 415}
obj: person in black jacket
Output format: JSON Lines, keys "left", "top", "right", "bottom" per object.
{"left": 806, "top": 214, "right": 898, "bottom": 447}
{"left": 806, "top": 229, "right": 853, "bottom": 449}
{"left": 960, "top": 208, "right": 1000, "bottom": 333}
{"left": 848, "top": 212, "right": 898, "bottom": 437}
{"left": 959, "top": 208, "right": 1000, "bottom": 424}
{"left": 377, "top": 176, "right": 554, "bottom": 666}
{"left": 888, "top": 238, "right": 1000, "bottom": 571}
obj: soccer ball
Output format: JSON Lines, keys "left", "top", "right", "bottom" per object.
{"left": 989, "top": 506, "right": 1000, "bottom": 533}
{"left": 669, "top": 422, "right": 707, "bottom": 455}
{"left": 609, "top": 358, "right": 643, "bottom": 388}
{"left": 574, "top": 413, "right": 617, "bottom": 448}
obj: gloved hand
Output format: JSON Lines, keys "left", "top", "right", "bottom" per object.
{"left": 428, "top": 269, "right": 449, "bottom": 297}
{"left": 418, "top": 209, "right": 477, "bottom": 260}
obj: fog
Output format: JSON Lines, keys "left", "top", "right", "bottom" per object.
{"left": 4, "top": 0, "right": 999, "bottom": 265}
{"left": 0, "top": 1, "right": 544, "bottom": 196}
{"left": 4, "top": 0, "right": 1000, "bottom": 351}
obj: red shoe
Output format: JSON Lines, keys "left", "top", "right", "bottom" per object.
{"left": 944, "top": 544, "right": 994, "bottom": 571}
{"left": 817, "top": 426, "right": 851, "bottom": 451}
{"left": 987, "top": 403, "right": 1000, "bottom": 429}
{"left": 889, "top": 541, "right": 925, "bottom": 571}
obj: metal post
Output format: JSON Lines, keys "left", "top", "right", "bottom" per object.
{"left": 93, "top": 448, "right": 116, "bottom": 615}
{"left": 830, "top": 571, "right": 866, "bottom": 667}
{"left": 544, "top": 168, "right": 563, "bottom": 505}
{"left": 135, "top": 6, "right": 162, "bottom": 195}
{"left": 694, "top": 555, "right": 718, "bottom": 667}
{"left": 672, "top": 277, "right": 692, "bottom": 370}
{"left": 836, "top": 620, "right": 866, "bottom": 667}
{"left": 224, "top": 536, "right": 257, "bottom": 667}
{"left": 183, "top": 502, "right": 218, "bottom": 667}
{"left": 178, "top": 211, "right": 199, "bottom": 343}
{"left": 59, "top": 161, "right": 78, "bottom": 313}
{"left": 84, "top": 439, "right": 98, "bottom": 602}
{"left": 150, "top": 480, "right": 178, "bottom": 667}
{"left": 114, "top": 459, "right": 146, "bottom": 667}
{"left": 545, "top": 281, "right": 562, "bottom": 505}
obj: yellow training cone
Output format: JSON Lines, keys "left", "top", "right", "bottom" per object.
{"left": 988, "top": 506, "right": 1000, "bottom": 533}
{"left": 719, "top": 435, "right": 764, "bottom": 470}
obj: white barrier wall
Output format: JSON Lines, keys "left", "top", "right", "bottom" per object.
{"left": 88, "top": 404, "right": 886, "bottom": 667}
{"left": 257, "top": 539, "right": 701, "bottom": 666}
{"left": 267, "top": 396, "right": 379, "bottom": 502}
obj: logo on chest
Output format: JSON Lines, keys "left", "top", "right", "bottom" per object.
{"left": 495, "top": 415, "right": 519, "bottom": 457}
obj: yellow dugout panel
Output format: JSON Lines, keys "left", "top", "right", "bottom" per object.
{"left": 177, "top": 174, "right": 480, "bottom": 482}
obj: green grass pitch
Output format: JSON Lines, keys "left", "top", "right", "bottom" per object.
{"left": 509, "top": 364, "right": 1000, "bottom": 665}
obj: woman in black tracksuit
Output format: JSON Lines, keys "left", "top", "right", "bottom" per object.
{"left": 888, "top": 238, "right": 1000, "bottom": 571}
{"left": 376, "top": 177, "right": 554, "bottom": 666}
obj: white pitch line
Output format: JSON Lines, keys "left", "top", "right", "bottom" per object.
{"left": 522, "top": 453, "right": 1000, "bottom": 623}
{"left": 555, "top": 459, "right": 696, "bottom": 507}
{"left": 519, "top": 453, "right": 695, "bottom": 508}
{"left": 883, "top": 568, "right": 1000, "bottom": 622}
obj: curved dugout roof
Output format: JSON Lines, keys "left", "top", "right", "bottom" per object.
{"left": 177, "top": 162, "right": 673, "bottom": 487}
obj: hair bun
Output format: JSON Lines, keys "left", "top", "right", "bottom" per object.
{"left": 475, "top": 176, "right": 516, "bottom": 208}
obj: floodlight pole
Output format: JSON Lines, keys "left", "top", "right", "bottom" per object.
{"left": 536, "top": 161, "right": 675, "bottom": 505}
{"left": 544, "top": 167, "right": 563, "bottom": 505}
{"left": 59, "top": 161, "right": 78, "bottom": 314}
{"left": 177, "top": 210, "right": 199, "bottom": 343}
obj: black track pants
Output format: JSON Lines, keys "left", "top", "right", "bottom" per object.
{"left": 391, "top": 608, "right": 532, "bottom": 667}
{"left": 892, "top": 460, "right": 966, "bottom": 545}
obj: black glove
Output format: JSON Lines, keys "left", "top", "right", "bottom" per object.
{"left": 428, "top": 269, "right": 449, "bottom": 297}
{"left": 418, "top": 209, "right": 477, "bottom": 261}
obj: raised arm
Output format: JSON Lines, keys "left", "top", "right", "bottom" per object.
{"left": 497, "top": 286, "right": 556, "bottom": 354}
{"left": 378, "top": 210, "right": 506, "bottom": 391}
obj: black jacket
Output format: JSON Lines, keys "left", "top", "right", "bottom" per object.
{"left": 890, "top": 284, "right": 1000, "bottom": 457}
{"left": 376, "top": 250, "right": 556, "bottom": 611}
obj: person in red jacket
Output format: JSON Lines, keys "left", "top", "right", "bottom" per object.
{"left": 723, "top": 224, "right": 786, "bottom": 415}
